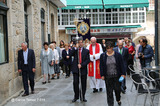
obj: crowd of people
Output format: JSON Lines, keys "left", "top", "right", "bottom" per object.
{"left": 17, "top": 36, "right": 154, "bottom": 106}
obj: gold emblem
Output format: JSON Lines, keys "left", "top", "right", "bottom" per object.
{"left": 77, "top": 22, "right": 89, "bottom": 36}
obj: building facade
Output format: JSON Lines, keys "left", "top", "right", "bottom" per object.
{"left": 58, "top": 0, "right": 149, "bottom": 44}
{"left": 0, "top": 0, "right": 65, "bottom": 104}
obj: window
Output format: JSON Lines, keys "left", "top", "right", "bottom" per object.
{"left": 126, "top": 13, "right": 131, "bottom": 23}
{"left": 70, "top": 9, "right": 76, "bottom": 13}
{"left": 119, "top": 8, "right": 124, "bottom": 11}
{"left": 62, "top": 14, "right": 68, "bottom": 25}
{"left": 93, "top": 9, "right": 97, "bottom": 12}
{"left": 112, "top": 13, "right": 118, "bottom": 24}
{"left": 139, "top": 12, "right": 145, "bottom": 23}
{"left": 99, "top": 9, "right": 104, "bottom": 12}
{"left": 133, "top": 8, "right": 137, "bottom": 11}
{"left": 86, "top": 14, "right": 91, "bottom": 18}
{"left": 24, "top": 1, "right": 29, "bottom": 46}
{"left": 62, "top": 9, "right": 68, "bottom": 13}
{"left": 0, "top": 14, "right": 8, "bottom": 64}
{"left": 79, "top": 14, "right": 84, "bottom": 18}
{"left": 70, "top": 14, "right": 75, "bottom": 25}
{"left": 86, "top": 9, "right": 91, "bottom": 13}
{"left": 93, "top": 14, "right": 98, "bottom": 24}
{"left": 106, "top": 9, "right": 111, "bottom": 12}
{"left": 79, "top": 9, "right": 84, "bottom": 13}
{"left": 126, "top": 8, "right": 131, "bottom": 11}
{"left": 41, "top": 8, "right": 45, "bottom": 22}
{"left": 58, "top": 15, "right": 60, "bottom": 25}
{"left": 106, "top": 14, "right": 111, "bottom": 24}
{"left": 41, "top": 8, "right": 45, "bottom": 47}
{"left": 99, "top": 14, "right": 105, "bottom": 24}
{"left": 119, "top": 13, "right": 125, "bottom": 24}
{"left": 133, "top": 13, "right": 138, "bottom": 23}
{"left": 139, "top": 8, "right": 144, "bottom": 11}
{"left": 149, "top": 0, "right": 154, "bottom": 10}
{"left": 112, "top": 9, "right": 118, "bottom": 12}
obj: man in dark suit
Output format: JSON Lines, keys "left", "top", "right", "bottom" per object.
{"left": 70, "top": 38, "right": 90, "bottom": 102}
{"left": 113, "top": 40, "right": 129, "bottom": 93}
{"left": 18, "top": 42, "right": 36, "bottom": 97}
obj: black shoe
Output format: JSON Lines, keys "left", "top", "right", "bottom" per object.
{"left": 51, "top": 77, "right": 55, "bottom": 80}
{"left": 42, "top": 81, "right": 46, "bottom": 84}
{"left": 72, "top": 98, "right": 78, "bottom": 102}
{"left": 22, "top": 93, "right": 29, "bottom": 97}
{"left": 31, "top": 91, "right": 34, "bottom": 94}
{"left": 93, "top": 88, "right": 98, "bottom": 93}
{"left": 48, "top": 80, "right": 51, "bottom": 83}
{"left": 117, "top": 101, "right": 121, "bottom": 105}
{"left": 57, "top": 76, "right": 59, "bottom": 79}
{"left": 83, "top": 99, "right": 87, "bottom": 102}
{"left": 121, "top": 86, "right": 126, "bottom": 94}
{"left": 99, "top": 88, "right": 103, "bottom": 92}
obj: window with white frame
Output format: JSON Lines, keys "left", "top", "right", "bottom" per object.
{"left": 133, "top": 13, "right": 138, "bottom": 23}
{"left": 62, "top": 9, "right": 68, "bottom": 13}
{"left": 112, "top": 13, "right": 118, "bottom": 24}
{"left": 149, "top": 0, "right": 154, "bottom": 10}
{"left": 119, "top": 13, "right": 125, "bottom": 24}
{"left": 106, "top": 14, "right": 111, "bottom": 24}
{"left": 93, "top": 14, "right": 98, "bottom": 24}
{"left": 62, "top": 14, "right": 68, "bottom": 25}
{"left": 59, "top": 8, "right": 146, "bottom": 26}
{"left": 139, "top": 12, "right": 145, "bottom": 23}
{"left": 99, "top": 14, "right": 105, "bottom": 24}
{"left": 126, "top": 13, "right": 131, "bottom": 23}
{"left": 139, "top": 7, "right": 144, "bottom": 11}
{"left": 70, "top": 14, "right": 75, "bottom": 25}
{"left": 58, "top": 15, "right": 60, "bottom": 25}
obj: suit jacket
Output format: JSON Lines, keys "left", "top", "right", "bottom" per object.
{"left": 100, "top": 51, "right": 125, "bottom": 77}
{"left": 70, "top": 47, "right": 90, "bottom": 75}
{"left": 113, "top": 47, "right": 129, "bottom": 67}
{"left": 18, "top": 49, "right": 36, "bottom": 71}
{"left": 62, "top": 49, "right": 72, "bottom": 65}
{"left": 101, "top": 43, "right": 106, "bottom": 52}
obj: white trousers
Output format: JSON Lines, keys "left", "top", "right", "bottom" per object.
{"left": 89, "top": 77, "right": 105, "bottom": 89}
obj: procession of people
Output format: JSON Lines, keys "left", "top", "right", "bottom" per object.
{"left": 17, "top": 36, "right": 154, "bottom": 106}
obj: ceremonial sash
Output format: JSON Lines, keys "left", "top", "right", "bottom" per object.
{"left": 88, "top": 43, "right": 101, "bottom": 79}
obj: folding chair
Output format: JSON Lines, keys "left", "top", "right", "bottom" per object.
{"left": 130, "top": 73, "right": 159, "bottom": 106}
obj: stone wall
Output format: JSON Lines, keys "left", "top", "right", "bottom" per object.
{"left": 0, "top": 0, "right": 59, "bottom": 104}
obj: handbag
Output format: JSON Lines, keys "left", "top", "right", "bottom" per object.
{"left": 49, "top": 60, "right": 54, "bottom": 66}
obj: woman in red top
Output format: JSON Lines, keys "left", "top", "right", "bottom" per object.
{"left": 125, "top": 40, "right": 135, "bottom": 75}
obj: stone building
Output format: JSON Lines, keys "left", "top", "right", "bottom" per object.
{"left": 0, "top": 0, "right": 66, "bottom": 105}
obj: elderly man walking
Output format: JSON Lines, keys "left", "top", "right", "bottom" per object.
{"left": 18, "top": 42, "right": 36, "bottom": 96}
{"left": 86, "top": 37, "right": 105, "bottom": 93}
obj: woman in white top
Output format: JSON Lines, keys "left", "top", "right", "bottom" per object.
{"left": 50, "top": 44, "right": 59, "bottom": 79}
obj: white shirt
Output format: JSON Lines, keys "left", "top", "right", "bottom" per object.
{"left": 23, "top": 48, "right": 28, "bottom": 64}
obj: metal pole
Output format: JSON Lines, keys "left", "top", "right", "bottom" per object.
{"left": 74, "top": 18, "right": 83, "bottom": 101}
{"left": 155, "top": 0, "right": 159, "bottom": 66}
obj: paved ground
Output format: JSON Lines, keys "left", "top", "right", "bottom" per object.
{"left": 4, "top": 72, "right": 159, "bottom": 106}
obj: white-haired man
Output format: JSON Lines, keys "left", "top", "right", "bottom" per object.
{"left": 18, "top": 42, "right": 36, "bottom": 96}
{"left": 86, "top": 37, "right": 105, "bottom": 93}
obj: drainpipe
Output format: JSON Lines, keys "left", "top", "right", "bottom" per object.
{"left": 47, "top": 0, "right": 50, "bottom": 44}
{"left": 155, "top": 0, "right": 159, "bottom": 66}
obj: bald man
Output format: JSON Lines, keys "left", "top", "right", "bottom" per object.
{"left": 86, "top": 37, "right": 105, "bottom": 93}
{"left": 113, "top": 40, "right": 129, "bottom": 93}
